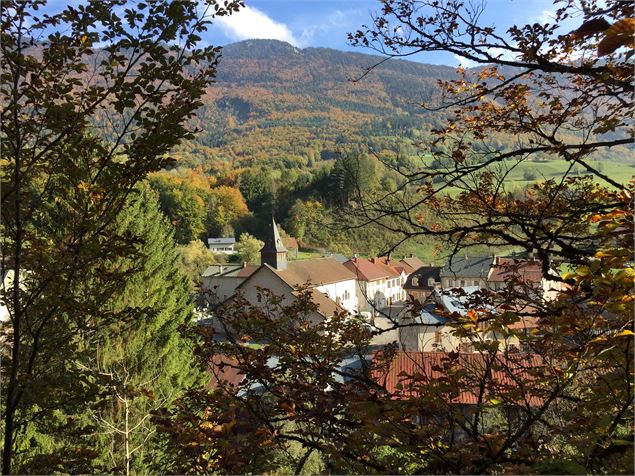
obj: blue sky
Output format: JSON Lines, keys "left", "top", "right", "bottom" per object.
{"left": 206, "top": 0, "right": 576, "bottom": 66}
{"left": 42, "top": 0, "right": 579, "bottom": 67}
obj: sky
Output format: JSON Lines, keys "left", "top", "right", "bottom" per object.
{"left": 42, "top": 0, "right": 580, "bottom": 67}
{"left": 204, "top": 0, "right": 576, "bottom": 66}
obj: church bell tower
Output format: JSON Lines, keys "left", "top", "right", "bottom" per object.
{"left": 260, "top": 217, "right": 288, "bottom": 270}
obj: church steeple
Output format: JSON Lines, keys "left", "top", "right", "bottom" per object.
{"left": 260, "top": 217, "right": 287, "bottom": 270}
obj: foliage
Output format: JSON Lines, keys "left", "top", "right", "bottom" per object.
{"left": 0, "top": 0, "right": 242, "bottom": 473}
{"left": 233, "top": 233, "right": 264, "bottom": 264}
{"left": 89, "top": 184, "right": 201, "bottom": 474}
{"left": 207, "top": 185, "right": 249, "bottom": 237}
{"left": 177, "top": 240, "right": 219, "bottom": 289}
{"left": 156, "top": 1, "right": 634, "bottom": 475}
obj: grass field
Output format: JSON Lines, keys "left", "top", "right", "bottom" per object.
{"left": 407, "top": 157, "right": 634, "bottom": 261}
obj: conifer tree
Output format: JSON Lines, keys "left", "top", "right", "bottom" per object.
{"left": 90, "top": 184, "right": 202, "bottom": 474}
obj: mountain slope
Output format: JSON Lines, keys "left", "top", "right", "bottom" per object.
{"left": 176, "top": 39, "right": 457, "bottom": 170}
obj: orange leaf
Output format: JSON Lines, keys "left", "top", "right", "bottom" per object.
{"left": 598, "top": 18, "right": 635, "bottom": 56}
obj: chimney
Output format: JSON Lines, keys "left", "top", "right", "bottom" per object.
{"left": 371, "top": 257, "right": 376, "bottom": 264}
{"left": 242, "top": 262, "right": 247, "bottom": 268}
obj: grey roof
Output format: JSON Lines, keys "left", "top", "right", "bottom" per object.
{"left": 208, "top": 237, "right": 236, "bottom": 245}
{"left": 261, "top": 217, "right": 287, "bottom": 253}
{"left": 403, "top": 266, "right": 441, "bottom": 290}
{"left": 440, "top": 255, "right": 494, "bottom": 279}
{"left": 417, "top": 303, "right": 448, "bottom": 325}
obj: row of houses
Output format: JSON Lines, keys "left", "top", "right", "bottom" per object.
{"left": 201, "top": 218, "right": 564, "bottom": 332}
{"left": 201, "top": 218, "right": 435, "bottom": 321}
{"left": 203, "top": 219, "right": 565, "bottom": 433}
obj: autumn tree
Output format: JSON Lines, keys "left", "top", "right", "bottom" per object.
{"left": 149, "top": 172, "right": 210, "bottom": 244}
{"left": 177, "top": 239, "right": 219, "bottom": 288}
{"left": 0, "top": 0, "right": 242, "bottom": 472}
{"left": 233, "top": 233, "right": 264, "bottom": 264}
{"left": 207, "top": 185, "right": 249, "bottom": 237}
{"left": 156, "top": 1, "right": 633, "bottom": 474}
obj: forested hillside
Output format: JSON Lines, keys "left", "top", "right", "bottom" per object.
{"left": 175, "top": 39, "right": 455, "bottom": 170}
{"left": 151, "top": 39, "right": 633, "bottom": 258}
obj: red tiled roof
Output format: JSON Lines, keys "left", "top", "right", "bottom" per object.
{"left": 399, "top": 256, "right": 426, "bottom": 274}
{"left": 371, "top": 257, "right": 402, "bottom": 278}
{"left": 343, "top": 258, "right": 391, "bottom": 282}
{"left": 373, "top": 351, "right": 543, "bottom": 405}
{"left": 236, "top": 264, "right": 259, "bottom": 278}
{"left": 489, "top": 258, "right": 543, "bottom": 283}
{"left": 209, "top": 355, "right": 245, "bottom": 390}
{"left": 283, "top": 237, "right": 299, "bottom": 250}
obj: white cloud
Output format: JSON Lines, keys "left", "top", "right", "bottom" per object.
{"left": 453, "top": 54, "right": 479, "bottom": 68}
{"left": 538, "top": 9, "right": 557, "bottom": 25}
{"left": 296, "top": 9, "right": 359, "bottom": 47}
{"left": 215, "top": 5, "right": 299, "bottom": 46}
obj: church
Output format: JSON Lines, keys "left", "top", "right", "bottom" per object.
{"left": 223, "top": 217, "right": 359, "bottom": 320}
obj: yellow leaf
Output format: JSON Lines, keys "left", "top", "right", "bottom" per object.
{"left": 615, "top": 329, "right": 634, "bottom": 337}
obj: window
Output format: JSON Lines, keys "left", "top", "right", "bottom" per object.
{"left": 473, "top": 280, "right": 479, "bottom": 287}
{"left": 412, "top": 277, "right": 419, "bottom": 286}
{"left": 428, "top": 278, "right": 435, "bottom": 286}
{"left": 460, "top": 280, "right": 466, "bottom": 287}
{"left": 434, "top": 331, "right": 442, "bottom": 343}
{"left": 256, "top": 293, "right": 262, "bottom": 303}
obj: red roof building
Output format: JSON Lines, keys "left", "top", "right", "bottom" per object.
{"left": 372, "top": 351, "right": 543, "bottom": 406}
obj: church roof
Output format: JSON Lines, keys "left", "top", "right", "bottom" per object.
{"left": 261, "top": 217, "right": 287, "bottom": 253}
{"left": 266, "top": 257, "right": 356, "bottom": 287}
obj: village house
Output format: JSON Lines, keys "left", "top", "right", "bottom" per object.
{"left": 399, "top": 287, "right": 539, "bottom": 353}
{"left": 282, "top": 236, "right": 299, "bottom": 259}
{"left": 372, "top": 351, "right": 543, "bottom": 431}
{"left": 343, "top": 257, "right": 393, "bottom": 315}
{"left": 371, "top": 257, "right": 408, "bottom": 303}
{"left": 201, "top": 263, "right": 259, "bottom": 305}
{"left": 487, "top": 256, "right": 566, "bottom": 301}
{"left": 224, "top": 218, "right": 358, "bottom": 321}
{"left": 403, "top": 265, "right": 442, "bottom": 302}
{"left": 397, "top": 255, "right": 426, "bottom": 275}
{"left": 343, "top": 256, "right": 410, "bottom": 315}
{"left": 440, "top": 255, "right": 494, "bottom": 289}
{"left": 207, "top": 237, "right": 236, "bottom": 254}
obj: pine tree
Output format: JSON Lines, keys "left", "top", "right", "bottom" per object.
{"left": 90, "top": 184, "right": 202, "bottom": 474}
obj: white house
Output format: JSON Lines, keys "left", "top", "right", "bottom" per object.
{"left": 343, "top": 257, "right": 395, "bottom": 315}
{"left": 201, "top": 263, "right": 259, "bottom": 305}
{"left": 207, "top": 237, "right": 236, "bottom": 254}
{"left": 222, "top": 218, "right": 358, "bottom": 321}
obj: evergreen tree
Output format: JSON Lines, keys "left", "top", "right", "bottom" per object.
{"left": 90, "top": 184, "right": 202, "bottom": 474}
